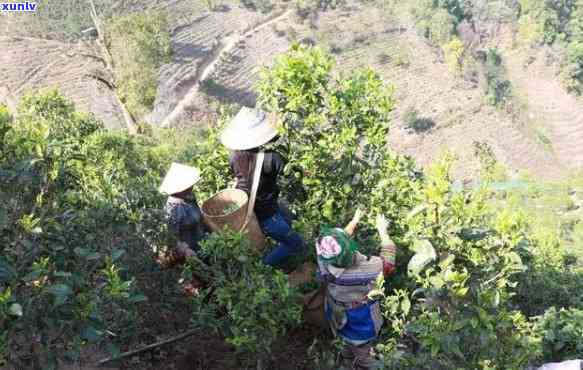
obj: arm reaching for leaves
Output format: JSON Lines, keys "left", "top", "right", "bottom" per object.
{"left": 376, "top": 214, "right": 397, "bottom": 276}
{"left": 344, "top": 208, "right": 363, "bottom": 237}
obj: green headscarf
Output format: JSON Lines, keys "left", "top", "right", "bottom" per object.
{"left": 316, "top": 227, "right": 359, "bottom": 268}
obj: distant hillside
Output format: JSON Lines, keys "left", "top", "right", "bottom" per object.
{"left": 1, "top": 0, "right": 582, "bottom": 180}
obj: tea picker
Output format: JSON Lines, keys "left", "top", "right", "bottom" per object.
{"left": 219, "top": 106, "right": 305, "bottom": 268}
{"left": 315, "top": 209, "right": 398, "bottom": 370}
{"left": 159, "top": 163, "right": 211, "bottom": 293}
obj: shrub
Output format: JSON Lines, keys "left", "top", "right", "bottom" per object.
{"left": 483, "top": 48, "right": 513, "bottom": 106}
{"left": 412, "top": 0, "right": 461, "bottom": 46}
{"left": 189, "top": 231, "right": 302, "bottom": 368}
{"left": 0, "top": 90, "right": 167, "bottom": 368}
{"left": 473, "top": 141, "right": 503, "bottom": 181}
{"left": 567, "top": 0, "right": 583, "bottom": 41}
{"left": 258, "top": 43, "right": 421, "bottom": 242}
{"left": 106, "top": 11, "right": 173, "bottom": 119}
{"left": 518, "top": 0, "right": 568, "bottom": 45}
{"left": 403, "top": 107, "right": 435, "bottom": 133}
{"left": 443, "top": 37, "right": 466, "bottom": 75}
{"left": 380, "top": 158, "right": 543, "bottom": 369}
{"left": 403, "top": 106, "right": 419, "bottom": 128}
{"left": 240, "top": 0, "right": 274, "bottom": 13}
{"left": 0, "top": 105, "right": 12, "bottom": 155}
{"left": 562, "top": 41, "right": 583, "bottom": 95}
{"left": 534, "top": 307, "right": 583, "bottom": 362}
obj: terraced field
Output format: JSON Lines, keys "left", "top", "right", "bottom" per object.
{"left": 503, "top": 48, "right": 583, "bottom": 171}
{"left": 288, "top": 6, "right": 564, "bottom": 179}
{"left": 2, "top": 0, "right": 583, "bottom": 180}
{"left": 0, "top": 36, "right": 126, "bottom": 129}
{"left": 151, "top": 5, "right": 274, "bottom": 126}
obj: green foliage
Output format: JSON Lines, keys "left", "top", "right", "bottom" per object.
{"left": 189, "top": 231, "right": 302, "bottom": 365}
{"left": 411, "top": 0, "right": 474, "bottom": 46}
{"left": 483, "top": 48, "right": 513, "bottom": 106}
{"left": 0, "top": 105, "right": 12, "bottom": 156}
{"left": 443, "top": 37, "right": 466, "bottom": 75}
{"left": 518, "top": 0, "right": 583, "bottom": 94}
{"left": 534, "top": 307, "right": 583, "bottom": 361}
{"left": 240, "top": 0, "right": 274, "bottom": 13}
{"left": 376, "top": 158, "right": 542, "bottom": 369}
{"left": 403, "top": 107, "right": 435, "bottom": 133}
{"left": 106, "top": 11, "right": 173, "bottom": 119}
{"left": 518, "top": 0, "right": 575, "bottom": 45}
{"left": 473, "top": 141, "right": 507, "bottom": 182}
{"left": 562, "top": 41, "right": 583, "bottom": 94}
{"left": 412, "top": 1, "right": 458, "bottom": 46}
{"left": 496, "top": 179, "right": 583, "bottom": 317}
{"left": 568, "top": 0, "right": 583, "bottom": 41}
{"left": 0, "top": 90, "right": 170, "bottom": 368}
{"left": 258, "top": 43, "right": 420, "bottom": 245}
{"left": 257, "top": 44, "right": 549, "bottom": 368}
{"left": 5, "top": 43, "right": 583, "bottom": 370}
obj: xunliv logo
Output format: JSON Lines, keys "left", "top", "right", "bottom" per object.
{"left": 0, "top": 2, "right": 37, "bottom": 12}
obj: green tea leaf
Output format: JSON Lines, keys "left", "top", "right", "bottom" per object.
{"left": 47, "top": 283, "right": 73, "bottom": 305}
{"left": 9, "top": 303, "right": 23, "bottom": 317}
{"left": 408, "top": 240, "right": 437, "bottom": 275}
{"left": 0, "top": 259, "right": 16, "bottom": 283}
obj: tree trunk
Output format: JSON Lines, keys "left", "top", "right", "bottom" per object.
{"left": 88, "top": 0, "right": 137, "bottom": 134}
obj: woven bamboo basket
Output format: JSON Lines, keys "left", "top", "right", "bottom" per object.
{"left": 201, "top": 189, "right": 266, "bottom": 252}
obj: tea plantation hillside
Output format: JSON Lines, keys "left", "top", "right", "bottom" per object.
{"left": 2, "top": 43, "right": 583, "bottom": 369}
{"left": 2, "top": 0, "right": 583, "bottom": 180}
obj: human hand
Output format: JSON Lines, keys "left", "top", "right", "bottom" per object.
{"left": 375, "top": 214, "right": 390, "bottom": 235}
{"left": 351, "top": 208, "right": 364, "bottom": 225}
{"left": 344, "top": 208, "right": 364, "bottom": 237}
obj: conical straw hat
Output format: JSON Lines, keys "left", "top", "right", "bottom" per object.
{"left": 159, "top": 163, "right": 201, "bottom": 195}
{"left": 220, "top": 107, "right": 279, "bottom": 150}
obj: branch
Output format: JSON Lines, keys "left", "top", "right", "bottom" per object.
{"left": 84, "top": 73, "right": 116, "bottom": 90}
{"left": 88, "top": 0, "right": 137, "bottom": 135}
{"left": 97, "top": 329, "right": 198, "bottom": 366}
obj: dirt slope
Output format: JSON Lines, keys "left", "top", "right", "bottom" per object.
{"left": 3, "top": 0, "right": 583, "bottom": 180}
{"left": 0, "top": 36, "right": 126, "bottom": 129}
{"left": 286, "top": 6, "right": 564, "bottom": 179}
{"left": 147, "top": 4, "right": 274, "bottom": 126}
{"left": 155, "top": 8, "right": 292, "bottom": 127}
{"left": 503, "top": 48, "right": 583, "bottom": 171}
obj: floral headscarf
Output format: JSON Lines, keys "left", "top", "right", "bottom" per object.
{"left": 316, "top": 227, "right": 359, "bottom": 268}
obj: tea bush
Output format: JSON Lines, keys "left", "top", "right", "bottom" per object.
{"left": 0, "top": 89, "right": 169, "bottom": 368}
{"left": 257, "top": 44, "right": 426, "bottom": 264}
{"left": 188, "top": 231, "right": 302, "bottom": 369}
{"left": 534, "top": 307, "right": 583, "bottom": 361}
{"left": 256, "top": 44, "right": 556, "bottom": 368}
{"left": 4, "top": 44, "right": 583, "bottom": 370}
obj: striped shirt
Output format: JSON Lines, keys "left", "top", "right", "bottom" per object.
{"left": 318, "top": 239, "right": 397, "bottom": 345}
{"left": 319, "top": 240, "right": 397, "bottom": 304}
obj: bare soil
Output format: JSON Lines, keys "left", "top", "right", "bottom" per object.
{"left": 3, "top": 0, "right": 583, "bottom": 181}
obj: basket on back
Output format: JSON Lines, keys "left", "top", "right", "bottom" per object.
{"left": 201, "top": 189, "right": 266, "bottom": 252}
